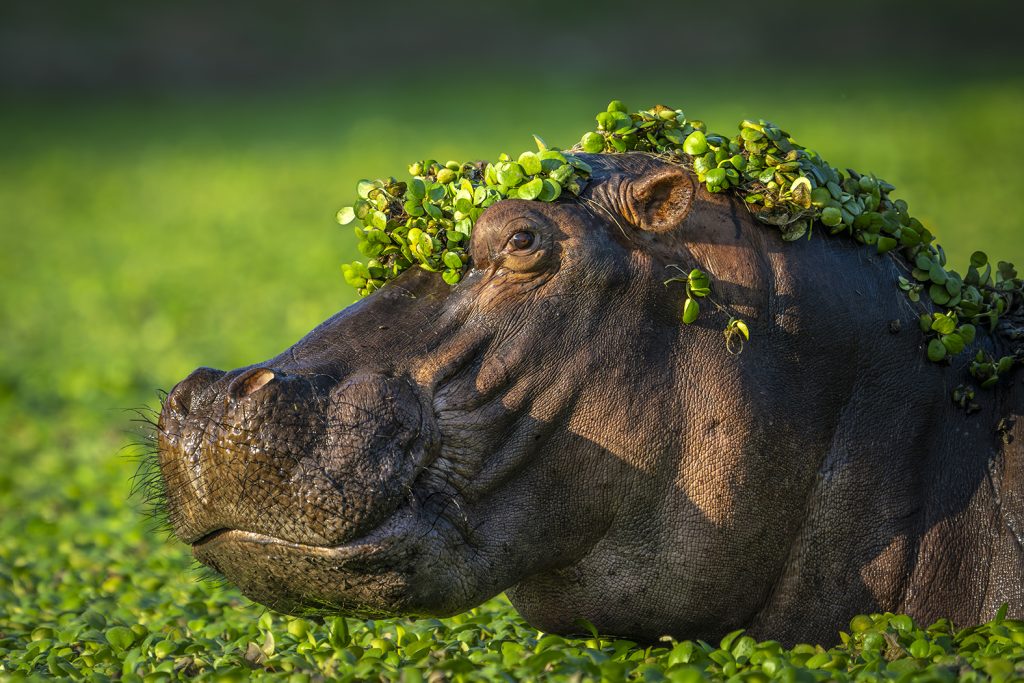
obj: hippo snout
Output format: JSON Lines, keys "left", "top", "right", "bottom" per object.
{"left": 158, "top": 366, "right": 438, "bottom": 554}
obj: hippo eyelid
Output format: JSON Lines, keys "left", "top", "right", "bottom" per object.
{"left": 499, "top": 218, "right": 545, "bottom": 254}
{"left": 506, "top": 229, "right": 538, "bottom": 253}
{"left": 479, "top": 211, "right": 550, "bottom": 267}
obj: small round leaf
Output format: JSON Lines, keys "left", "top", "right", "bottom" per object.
{"left": 518, "top": 177, "right": 544, "bottom": 201}
{"left": 682, "top": 298, "right": 700, "bottom": 324}
{"left": 336, "top": 206, "right": 356, "bottom": 225}
{"left": 683, "top": 130, "right": 709, "bottom": 156}
{"left": 927, "top": 339, "right": 947, "bottom": 362}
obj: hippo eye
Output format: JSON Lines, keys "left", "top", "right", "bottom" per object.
{"left": 508, "top": 230, "right": 535, "bottom": 251}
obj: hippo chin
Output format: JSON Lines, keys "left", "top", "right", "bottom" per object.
{"left": 157, "top": 152, "right": 1024, "bottom": 644}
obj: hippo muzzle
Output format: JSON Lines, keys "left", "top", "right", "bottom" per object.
{"left": 157, "top": 364, "right": 446, "bottom": 615}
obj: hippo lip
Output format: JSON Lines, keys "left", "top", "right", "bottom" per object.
{"left": 191, "top": 528, "right": 391, "bottom": 562}
{"left": 191, "top": 528, "right": 230, "bottom": 545}
{"left": 189, "top": 508, "right": 413, "bottom": 557}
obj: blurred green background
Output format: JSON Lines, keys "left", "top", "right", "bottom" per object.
{"left": 2, "top": 0, "right": 1024, "bottom": 678}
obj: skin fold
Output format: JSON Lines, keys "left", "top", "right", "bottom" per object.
{"left": 158, "top": 153, "right": 1024, "bottom": 645}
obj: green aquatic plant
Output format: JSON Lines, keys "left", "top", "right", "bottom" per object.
{"left": 663, "top": 266, "right": 711, "bottom": 325}
{"left": 338, "top": 101, "right": 1024, "bottom": 385}
{"left": 338, "top": 148, "right": 590, "bottom": 294}
{"left": 8, "top": 591, "right": 1022, "bottom": 680}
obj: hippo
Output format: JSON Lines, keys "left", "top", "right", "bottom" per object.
{"left": 156, "top": 152, "right": 1024, "bottom": 645}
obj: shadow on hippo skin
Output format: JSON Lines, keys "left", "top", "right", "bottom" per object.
{"left": 419, "top": 272, "right": 1013, "bottom": 646}
{"left": 497, "top": 402, "right": 1016, "bottom": 647}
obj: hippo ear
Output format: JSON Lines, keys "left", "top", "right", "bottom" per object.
{"left": 624, "top": 167, "right": 695, "bottom": 233}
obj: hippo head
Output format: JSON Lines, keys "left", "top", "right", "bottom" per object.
{"left": 158, "top": 152, "right": 820, "bottom": 640}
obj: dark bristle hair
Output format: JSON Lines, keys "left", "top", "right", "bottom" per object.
{"left": 192, "top": 558, "right": 231, "bottom": 590}
{"left": 124, "top": 389, "right": 175, "bottom": 539}
{"left": 124, "top": 391, "right": 245, "bottom": 591}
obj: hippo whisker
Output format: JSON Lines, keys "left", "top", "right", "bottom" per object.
{"left": 125, "top": 403, "right": 178, "bottom": 538}
{"left": 191, "top": 559, "right": 230, "bottom": 589}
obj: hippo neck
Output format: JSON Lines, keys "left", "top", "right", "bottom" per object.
{"left": 697, "top": 192, "right": 1024, "bottom": 640}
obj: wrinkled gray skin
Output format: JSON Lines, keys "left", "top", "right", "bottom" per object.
{"left": 158, "top": 153, "right": 1024, "bottom": 645}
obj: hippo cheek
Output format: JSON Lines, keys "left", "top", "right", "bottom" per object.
{"left": 190, "top": 510, "right": 468, "bottom": 617}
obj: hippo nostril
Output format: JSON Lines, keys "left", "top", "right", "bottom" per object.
{"left": 165, "top": 366, "right": 226, "bottom": 419}
{"left": 228, "top": 368, "right": 276, "bottom": 399}
{"left": 166, "top": 389, "right": 188, "bottom": 418}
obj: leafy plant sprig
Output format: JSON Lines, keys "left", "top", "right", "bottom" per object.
{"left": 724, "top": 318, "right": 750, "bottom": 354}
{"left": 970, "top": 350, "right": 1017, "bottom": 388}
{"left": 663, "top": 266, "right": 711, "bottom": 324}
{"left": 664, "top": 266, "right": 749, "bottom": 351}
{"left": 917, "top": 312, "right": 976, "bottom": 363}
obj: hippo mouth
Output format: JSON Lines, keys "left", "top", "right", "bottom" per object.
{"left": 188, "top": 506, "right": 406, "bottom": 556}
{"left": 186, "top": 504, "right": 456, "bottom": 617}
{"left": 191, "top": 526, "right": 391, "bottom": 558}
